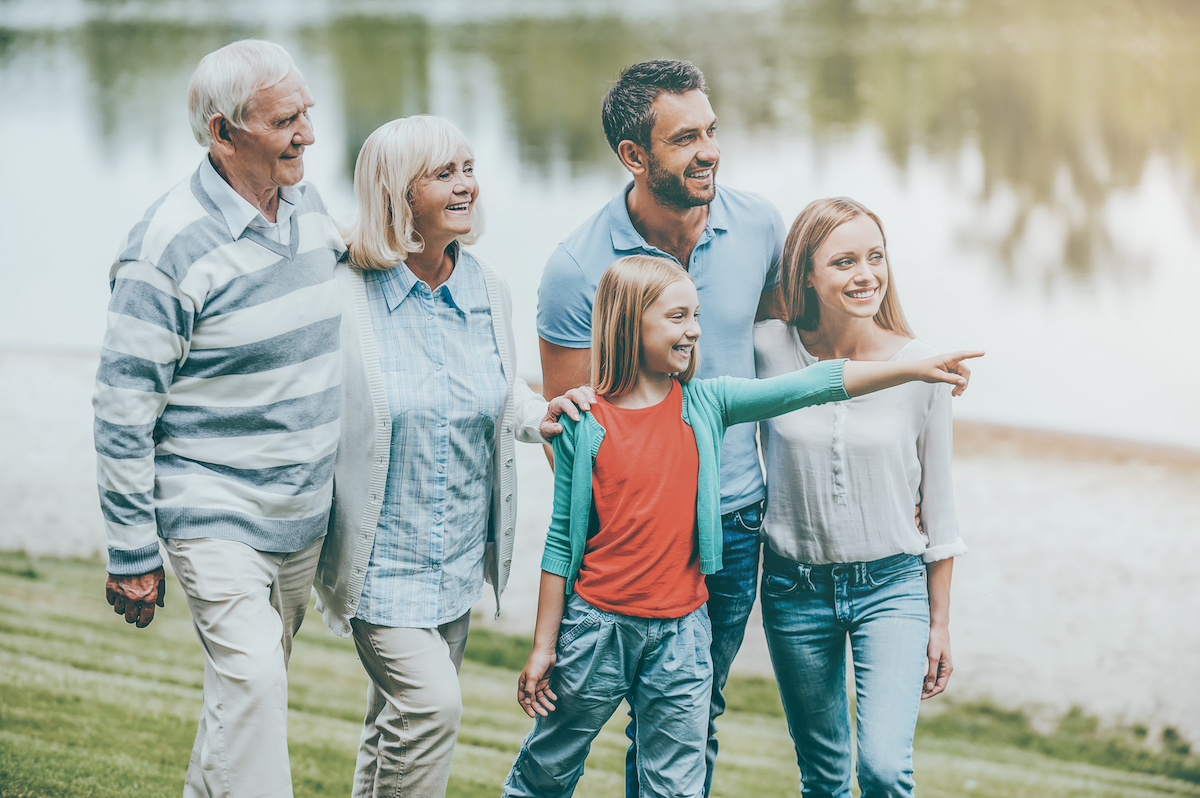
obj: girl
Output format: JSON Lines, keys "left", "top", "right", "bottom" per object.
{"left": 754, "top": 196, "right": 967, "bottom": 797}
{"left": 502, "top": 254, "right": 980, "bottom": 798}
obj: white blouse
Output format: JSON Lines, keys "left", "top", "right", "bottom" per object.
{"left": 753, "top": 320, "right": 966, "bottom": 565}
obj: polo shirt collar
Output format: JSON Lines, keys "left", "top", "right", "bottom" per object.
{"left": 608, "top": 181, "right": 730, "bottom": 255}
{"left": 198, "top": 155, "right": 304, "bottom": 240}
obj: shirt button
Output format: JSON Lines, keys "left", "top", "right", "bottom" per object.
{"left": 427, "top": 314, "right": 434, "bottom": 321}
{"left": 439, "top": 419, "right": 447, "bottom": 426}
{"left": 432, "top": 562, "right": 441, "bottom": 571}
{"left": 435, "top": 364, "right": 442, "bottom": 371}
{"left": 437, "top": 465, "right": 445, "bottom": 474}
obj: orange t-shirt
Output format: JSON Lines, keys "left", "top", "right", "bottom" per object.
{"left": 574, "top": 380, "right": 708, "bottom": 618}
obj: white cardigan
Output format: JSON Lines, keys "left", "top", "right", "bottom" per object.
{"left": 315, "top": 257, "right": 548, "bottom": 636}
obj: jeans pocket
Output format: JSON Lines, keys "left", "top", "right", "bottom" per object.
{"left": 735, "top": 504, "right": 764, "bottom": 533}
{"left": 557, "top": 601, "right": 603, "bottom": 649}
{"left": 864, "top": 555, "right": 925, "bottom": 589}
{"left": 762, "top": 570, "right": 801, "bottom": 597}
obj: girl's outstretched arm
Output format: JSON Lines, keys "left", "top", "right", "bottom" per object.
{"left": 517, "top": 571, "right": 567, "bottom": 718}
{"left": 842, "top": 350, "right": 984, "bottom": 398}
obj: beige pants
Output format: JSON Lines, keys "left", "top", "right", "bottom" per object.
{"left": 350, "top": 613, "right": 471, "bottom": 798}
{"left": 165, "top": 536, "right": 323, "bottom": 798}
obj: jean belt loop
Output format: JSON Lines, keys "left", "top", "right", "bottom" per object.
{"left": 800, "top": 563, "right": 815, "bottom": 592}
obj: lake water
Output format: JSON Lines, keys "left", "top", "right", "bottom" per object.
{"left": 3, "top": 0, "right": 1200, "bottom": 448}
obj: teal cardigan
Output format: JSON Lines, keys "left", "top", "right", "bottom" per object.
{"left": 541, "top": 358, "right": 849, "bottom": 593}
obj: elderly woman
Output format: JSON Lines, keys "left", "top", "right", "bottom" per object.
{"left": 315, "top": 115, "right": 585, "bottom": 798}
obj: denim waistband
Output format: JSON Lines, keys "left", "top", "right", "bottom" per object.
{"left": 722, "top": 499, "right": 764, "bottom": 522}
{"left": 763, "top": 546, "right": 921, "bottom": 586}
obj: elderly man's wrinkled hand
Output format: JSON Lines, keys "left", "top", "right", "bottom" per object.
{"left": 106, "top": 567, "right": 166, "bottom": 628}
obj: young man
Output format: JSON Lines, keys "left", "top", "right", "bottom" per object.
{"left": 537, "top": 59, "right": 786, "bottom": 796}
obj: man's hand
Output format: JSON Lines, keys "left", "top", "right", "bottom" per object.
{"left": 106, "top": 567, "right": 166, "bottom": 628}
{"left": 539, "top": 386, "right": 598, "bottom": 439}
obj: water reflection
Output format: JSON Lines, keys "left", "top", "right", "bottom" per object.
{"left": 4, "top": 0, "right": 1200, "bottom": 445}
{"left": 77, "top": 20, "right": 257, "bottom": 154}
{"left": 307, "top": 16, "right": 434, "bottom": 175}
{"left": 6, "top": 0, "right": 1196, "bottom": 284}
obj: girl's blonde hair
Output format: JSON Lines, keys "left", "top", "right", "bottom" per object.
{"left": 342, "top": 115, "right": 482, "bottom": 270}
{"left": 591, "top": 255, "right": 699, "bottom": 398}
{"left": 780, "top": 197, "right": 914, "bottom": 338}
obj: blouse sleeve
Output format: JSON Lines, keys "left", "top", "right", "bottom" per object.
{"left": 511, "top": 377, "right": 550, "bottom": 445}
{"left": 916, "top": 383, "right": 967, "bottom": 563}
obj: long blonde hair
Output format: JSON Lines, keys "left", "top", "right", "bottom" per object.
{"left": 591, "top": 255, "right": 699, "bottom": 398}
{"left": 342, "top": 116, "right": 482, "bottom": 270}
{"left": 779, "top": 197, "right": 913, "bottom": 338}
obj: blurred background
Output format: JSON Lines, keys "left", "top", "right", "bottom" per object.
{"left": 3, "top": 0, "right": 1200, "bottom": 444}
{"left": 2, "top": 0, "right": 1199, "bottom": 775}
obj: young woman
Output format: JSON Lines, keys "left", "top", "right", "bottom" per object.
{"left": 313, "top": 115, "right": 586, "bottom": 798}
{"left": 754, "top": 196, "right": 968, "bottom": 797}
{"left": 503, "top": 254, "right": 981, "bottom": 798}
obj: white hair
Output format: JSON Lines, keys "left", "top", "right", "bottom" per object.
{"left": 342, "top": 116, "right": 483, "bottom": 271}
{"left": 187, "top": 39, "right": 296, "bottom": 148}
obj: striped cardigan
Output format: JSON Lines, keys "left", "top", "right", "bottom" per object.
{"left": 93, "top": 168, "right": 346, "bottom": 575}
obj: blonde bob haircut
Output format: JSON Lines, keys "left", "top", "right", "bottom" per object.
{"left": 780, "top": 196, "right": 914, "bottom": 338}
{"left": 591, "top": 255, "right": 699, "bottom": 399}
{"left": 342, "top": 115, "right": 482, "bottom": 271}
{"left": 188, "top": 39, "right": 296, "bottom": 149}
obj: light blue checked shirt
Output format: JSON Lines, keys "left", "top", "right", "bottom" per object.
{"left": 355, "top": 249, "right": 507, "bottom": 627}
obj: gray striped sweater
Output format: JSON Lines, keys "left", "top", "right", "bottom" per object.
{"left": 93, "top": 169, "right": 345, "bottom": 575}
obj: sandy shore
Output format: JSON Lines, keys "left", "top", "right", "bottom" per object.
{"left": 4, "top": 350, "right": 1199, "bottom": 743}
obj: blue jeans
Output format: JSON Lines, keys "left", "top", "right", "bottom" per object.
{"left": 625, "top": 501, "right": 763, "bottom": 797}
{"left": 504, "top": 593, "right": 713, "bottom": 798}
{"left": 761, "top": 548, "right": 930, "bottom": 798}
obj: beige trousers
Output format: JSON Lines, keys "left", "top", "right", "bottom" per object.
{"left": 349, "top": 612, "right": 471, "bottom": 798}
{"left": 165, "top": 536, "right": 323, "bottom": 798}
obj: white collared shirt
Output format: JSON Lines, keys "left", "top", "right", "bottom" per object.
{"left": 198, "top": 155, "right": 300, "bottom": 246}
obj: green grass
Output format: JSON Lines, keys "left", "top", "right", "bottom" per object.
{"left": 2, "top": 551, "right": 1199, "bottom": 797}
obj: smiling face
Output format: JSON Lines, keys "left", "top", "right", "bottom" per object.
{"left": 226, "top": 68, "right": 315, "bottom": 192}
{"left": 806, "top": 213, "right": 890, "bottom": 322}
{"left": 408, "top": 144, "right": 478, "bottom": 249}
{"left": 643, "top": 89, "right": 719, "bottom": 210}
{"left": 639, "top": 277, "right": 701, "bottom": 378}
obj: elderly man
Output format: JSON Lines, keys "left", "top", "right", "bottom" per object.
{"left": 94, "top": 40, "right": 345, "bottom": 797}
{"left": 537, "top": 59, "right": 786, "bottom": 796}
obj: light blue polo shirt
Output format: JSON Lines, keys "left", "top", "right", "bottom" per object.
{"left": 537, "top": 182, "right": 786, "bottom": 515}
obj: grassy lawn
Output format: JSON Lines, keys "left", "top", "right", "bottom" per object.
{"left": 2, "top": 551, "right": 1198, "bottom": 797}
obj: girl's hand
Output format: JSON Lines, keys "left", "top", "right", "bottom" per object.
{"left": 914, "top": 350, "right": 985, "bottom": 397}
{"left": 517, "top": 648, "right": 559, "bottom": 718}
{"left": 922, "top": 623, "right": 953, "bottom": 699}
